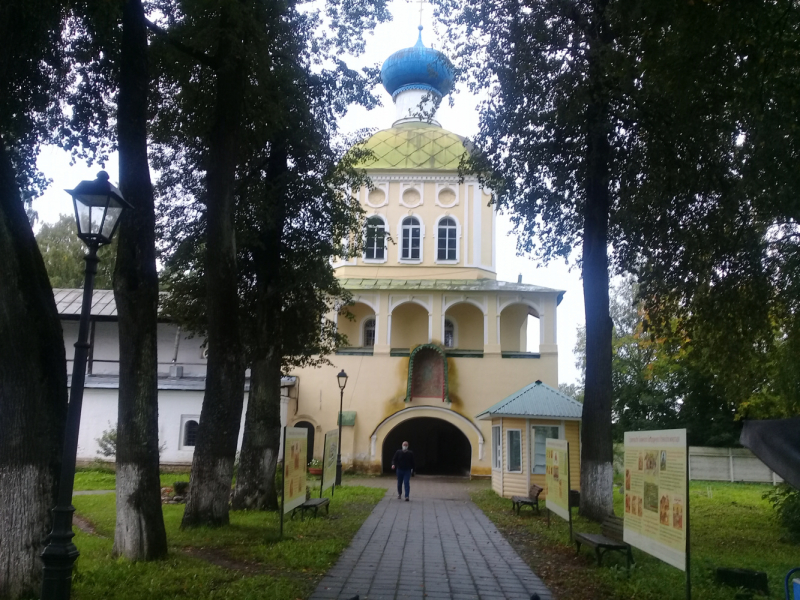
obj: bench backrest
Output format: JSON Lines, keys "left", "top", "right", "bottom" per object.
{"left": 602, "top": 515, "right": 624, "bottom": 541}
{"left": 529, "top": 484, "right": 544, "bottom": 499}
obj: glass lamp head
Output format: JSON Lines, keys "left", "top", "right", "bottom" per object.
{"left": 337, "top": 369, "right": 349, "bottom": 391}
{"left": 66, "top": 171, "right": 132, "bottom": 246}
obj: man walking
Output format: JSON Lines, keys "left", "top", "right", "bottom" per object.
{"left": 391, "top": 441, "right": 415, "bottom": 501}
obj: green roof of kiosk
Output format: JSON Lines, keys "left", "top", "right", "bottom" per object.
{"left": 476, "top": 380, "right": 583, "bottom": 420}
{"left": 356, "top": 122, "right": 468, "bottom": 171}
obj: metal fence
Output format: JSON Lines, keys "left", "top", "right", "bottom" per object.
{"left": 689, "top": 446, "right": 783, "bottom": 484}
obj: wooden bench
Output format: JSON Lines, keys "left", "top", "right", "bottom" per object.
{"left": 574, "top": 515, "right": 633, "bottom": 569}
{"left": 511, "top": 484, "right": 543, "bottom": 515}
{"left": 290, "top": 497, "right": 330, "bottom": 520}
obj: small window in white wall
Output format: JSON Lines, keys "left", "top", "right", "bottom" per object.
{"left": 183, "top": 420, "right": 199, "bottom": 447}
{"left": 444, "top": 319, "right": 455, "bottom": 348}
{"left": 363, "top": 318, "right": 376, "bottom": 347}
{"left": 401, "top": 216, "right": 421, "bottom": 260}
{"left": 492, "top": 426, "right": 501, "bottom": 470}
{"left": 531, "top": 425, "right": 560, "bottom": 474}
{"left": 507, "top": 429, "right": 522, "bottom": 472}
{"left": 437, "top": 217, "right": 458, "bottom": 261}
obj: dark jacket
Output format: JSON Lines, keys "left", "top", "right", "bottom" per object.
{"left": 392, "top": 448, "right": 415, "bottom": 471}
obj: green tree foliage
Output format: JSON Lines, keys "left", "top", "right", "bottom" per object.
{"left": 35, "top": 214, "right": 116, "bottom": 289}
{"left": 148, "top": 0, "right": 388, "bottom": 519}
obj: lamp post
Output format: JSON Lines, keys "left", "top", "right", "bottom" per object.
{"left": 335, "top": 369, "right": 348, "bottom": 486}
{"left": 40, "top": 171, "right": 131, "bottom": 600}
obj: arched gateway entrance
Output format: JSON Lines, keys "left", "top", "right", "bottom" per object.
{"left": 382, "top": 417, "right": 471, "bottom": 476}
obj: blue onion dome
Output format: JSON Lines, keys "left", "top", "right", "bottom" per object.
{"left": 381, "top": 26, "right": 454, "bottom": 99}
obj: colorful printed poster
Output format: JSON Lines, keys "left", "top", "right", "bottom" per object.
{"left": 283, "top": 427, "right": 308, "bottom": 514}
{"left": 322, "top": 429, "right": 339, "bottom": 493}
{"left": 545, "top": 438, "right": 570, "bottom": 521}
{"left": 623, "top": 429, "right": 687, "bottom": 570}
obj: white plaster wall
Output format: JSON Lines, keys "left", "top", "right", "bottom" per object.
{"left": 76, "top": 389, "right": 294, "bottom": 465}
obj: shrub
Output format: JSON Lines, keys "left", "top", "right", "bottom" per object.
{"left": 96, "top": 423, "right": 117, "bottom": 458}
{"left": 763, "top": 483, "right": 800, "bottom": 543}
{"left": 173, "top": 481, "right": 190, "bottom": 496}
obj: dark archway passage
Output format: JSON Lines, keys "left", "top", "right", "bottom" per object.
{"left": 382, "top": 417, "right": 471, "bottom": 476}
{"left": 295, "top": 421, "right": 315, "bottom": 461}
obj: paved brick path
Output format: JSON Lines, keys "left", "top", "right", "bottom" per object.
{"left": 309, "top": 477, "right": 552, "bottom": 600}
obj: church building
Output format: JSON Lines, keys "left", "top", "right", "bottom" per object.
{"left": 287, "top": 27, "right": 582, "bottom": 490}
{"left": 58, "top": 25, "right": 581, "bottom": 498}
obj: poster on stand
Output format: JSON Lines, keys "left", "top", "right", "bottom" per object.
{"left": 322, "top": 429, "right": 339, "bottom": 494}
{"left": 283, "top": 427, "right": 308, "bottom": 515}
{"left": 545, "top": 438, "right": 571, "bottom": 521}
{"left": 623, "top": 428, "right": 687, "bottom": 571}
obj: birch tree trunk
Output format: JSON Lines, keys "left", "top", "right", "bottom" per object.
{"left": 113, "top": 0, "right": 168, "bottom": 559}
{"left": 0, "top": 143, "right": 68, "bottom": 598}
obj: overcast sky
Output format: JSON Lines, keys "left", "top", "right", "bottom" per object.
{"left": 31, "top": 0, "right": 585, "bottom": 385}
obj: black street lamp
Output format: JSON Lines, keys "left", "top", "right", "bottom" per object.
{"left": 335, "top": 369, "right": 348, "bottom": 486}
{"left": 40, "top": 171, "right": 131, "bottom": 600}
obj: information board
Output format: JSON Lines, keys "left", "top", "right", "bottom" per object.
{"left": 623, "top": 429, "right": 687, "bottom": 570}
{"left": 283, "top": 427, "right": 308, "bottom": 514}
{"left": 545, "top": 438, "right": 570, "bottom": 521}
{"left": 321, "top": 428, "right": 339, "bottom": 493}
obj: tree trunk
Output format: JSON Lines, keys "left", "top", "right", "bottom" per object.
{"left": 181, "top": 10, "right": 247, "bottom": 528}
{"left": 232, "top": 147, "right": 287, "bottom": 512}
{"left": 0, "top": 142, "right": 68, "bottom": 598}
{"left": 232, "top": 350, "right": 283, "bottom": 510}
{"left": 579, "top": 0, "right": 615, "bottom": 522}
{"left": 112, "top": 0, "right": 168, "bottom": 560}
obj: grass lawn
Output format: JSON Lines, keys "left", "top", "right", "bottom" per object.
{"left": 71, "top": 482, "right": 385, "bottom": 600}
{"left": 472, "top": 482, "right": 799, "bottom": 600}
{"left": 74, "top": 466, "right": 193, "bottom": 491}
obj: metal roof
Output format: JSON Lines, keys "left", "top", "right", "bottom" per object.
{"left": 341, "top": 278, "right": 564, "bottom": 301}
{"left": 356, "top": 123, "right": 468, "bottom": 171}
{"left": 54, "top": 288, "right": 118, "bottom": 318}
{"left": 69, "top": 375, "right": 297, "bottom": 392}
{"left": 476, "top": 380, "right": 583, "bottom": 420}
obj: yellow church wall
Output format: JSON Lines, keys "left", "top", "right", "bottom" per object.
{"left": 338, "top": 172, "right": 497, "bottom": 280}
{"left": 288, "top": 351, "right": 559, "bottom": 476}
{"left": 500, "top": 304, "right": 529, "bottom": 352}
{"left": 445, "top": 302, "right": 484, "bottom": 349}
{"left": 390, "top": 302, "right": 429, "bottom": 348}
{"left": 337, "top": 302, "right": 375, "bottom": 347}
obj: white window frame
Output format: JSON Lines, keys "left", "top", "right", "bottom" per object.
{"left": 179, "top": 415, "right": 201, "bottom": 450}
{"left": 506, "top": 428, "right": 523, "bottom": 473}
{"left": 362, "top": 317, "right": 376, "bottom": 347}
{"left": 443, "top": 318, "right": 457, "bottom": 348}
{"left": 530, "top": 423, "right": 563, "bottom": 475}
{"left": 398, "top": 215, "right": 424, "bottom": 264}
{"left": 492, "top": 425, "right": 502, "bottom": 470}
{"left": 434, "top": 214, "right": 461, "bottom": 264}
{"left": 362, "top": 215, "right": 389, "bottom": 264}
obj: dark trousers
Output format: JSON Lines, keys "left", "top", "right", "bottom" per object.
{"left": 396, "top": 468, "right": 411, "bottom": 498}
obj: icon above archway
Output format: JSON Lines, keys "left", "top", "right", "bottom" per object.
{"left": 406, "top": 343, "right": 449, "bottom": 403}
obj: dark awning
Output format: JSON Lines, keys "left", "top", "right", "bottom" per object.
{"left": 740, "top": 418, "right": 800, "bottom": 489}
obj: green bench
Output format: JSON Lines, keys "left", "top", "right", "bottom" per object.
{"left": 511, "top": 484, "right": 543, "bottom": 515}
{"left": 291, "top": 497, "right": 330, "bottom": 520}
{"left": 574, "top": 515, "right": 633, "bottom": 569}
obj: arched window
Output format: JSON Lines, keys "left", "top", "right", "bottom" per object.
{"left": 401, "top": 216, "right": 421, "bottom": 260}
{"left": 183, "top": 420, "right": 199, "bottom": 447}
{"left": 444, "top": 319, "right": 455, "bottom": 348}
{"left": 437, "top": 217, "right": 457, "bottom": 261}
{"left": 364, "top": 216, "right": 385, "bottom": 260}
{"left": 363, "top": 318, "right": 376, "bottom": 347}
